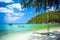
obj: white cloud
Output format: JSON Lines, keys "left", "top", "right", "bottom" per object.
{"left": 46, "top": 7, "right": 55, "bottom": 12}
{"left": 0, "top": 7, "right": 14, "bottom": 13}
{"left": 0, "top": 3, "right": 25, "bottom": 23}
{"left": 0, "top": 3, "right": 24, "bottom": 13}
{"left": 7, "top": 3, "right": 24, "bottom": 11}
{"left": 4, "top": 12, "right": 24, "bottom": 23}
{"left": 5, "top": 16, "right": 20, "bottom": 23}
{"left": 0, "top": 0, "right": 14, "bottom": 3}
{"left": 48, "top": 7, "right": 54, "bottom": 11}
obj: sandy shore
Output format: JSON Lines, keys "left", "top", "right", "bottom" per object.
{"left": 0, "top": 27, "right": 60, "bottom": 40}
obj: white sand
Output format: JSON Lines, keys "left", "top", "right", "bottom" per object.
{"left": 0, "top": 27, "right": 60, "bottom": 40}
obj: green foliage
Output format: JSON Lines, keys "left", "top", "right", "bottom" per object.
{"left": 21, "top": 0, "right": 60, "bottom": 12}
{"left": 27, "top": 11, "right": 60, "bottom": 24}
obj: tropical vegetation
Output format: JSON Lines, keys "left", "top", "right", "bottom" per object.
{"left": 27, "top": 11, "right": 60, "bottom": 24}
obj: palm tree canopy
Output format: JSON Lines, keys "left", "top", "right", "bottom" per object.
{"left": 21, "top": 0, "right": 60, "bottom": 12}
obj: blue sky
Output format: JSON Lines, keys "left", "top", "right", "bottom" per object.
{"left": 0, "top": 0, "right": 60, "bottom": 24}
{"left": 0, "top": 0, "right": 39, "bottom": 23}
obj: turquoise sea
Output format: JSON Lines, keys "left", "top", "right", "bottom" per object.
{"left": 0, "top": 24, "right": 60, "bottom": 32}
{"left": 0, "top": 24, "right": 60, "bottom": 40}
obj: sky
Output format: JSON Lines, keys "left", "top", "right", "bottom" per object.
{"left": 0, "top": 0, "right": 40, "bottom": 24}
{"left": 0, "top": 0, "right": 60, "bottom": 24}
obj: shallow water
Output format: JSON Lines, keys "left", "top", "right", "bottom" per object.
{"left": 0, "top": 24, "right": 60, "bottom": 40}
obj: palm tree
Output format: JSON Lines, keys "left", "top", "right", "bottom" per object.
{"left": 21, "top": 0, "right": 60, "bottom": 35}
{"left": 21, "top": 0, "right": 59, "bottom": 11}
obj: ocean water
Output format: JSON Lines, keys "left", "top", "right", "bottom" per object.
{"left": 0, "top": 24, "right": 60, "bottom": 40}
{"left": 0, "top": 24, "right": 60, "bottom": 32}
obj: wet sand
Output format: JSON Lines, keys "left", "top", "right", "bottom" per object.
{"left": 0, "top": 27, "right": 60, "bottom": 40}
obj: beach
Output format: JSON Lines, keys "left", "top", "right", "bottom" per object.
{"left": 0, "top": 24, "right": 60, "bottom": 40}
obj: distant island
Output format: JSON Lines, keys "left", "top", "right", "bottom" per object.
{"left": 27, "top": 11, "right": 60, "bottom": 24}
